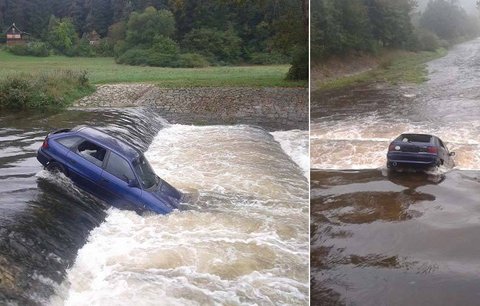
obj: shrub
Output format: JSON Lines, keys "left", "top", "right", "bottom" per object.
{"left": 147, "top": 52, "right": 178, "bottom": 67}
{"left": 151, "top": 35, "right": 179, "bottom": 55}
{"left": 415, "top": 28, "right": 440, "bottom": 52}
{"left": 95, "top": 39, "right": 114, "bottom": 57}
{"left": 116, "top": 48, "right": 151, "bottom": 65}
{"left": 175, "top": 53, "right": 209, "bottom": 68}
{"left": 182, "top": 27, "right": 242, "bottom": 64}
{"left": 0, "top": 70, "right": 94, "bottom": 110}
{"left": 73, "top": 38, "right": 97, "bottom": 57}
{"left": 8, "top": 42, "right": 50, "bottom": 57}
{"left": 286, "top": 46, "right": 308, "bottom": 80}
{"left": 249, "top": 52, "right": 290, "bottom": 65}
{"left": 114, "top": 40, "right": 128, "bottom": 58}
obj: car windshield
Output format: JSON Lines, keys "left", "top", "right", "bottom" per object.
{"left": 132, "top": 155, "right": 158, "bottom": 189}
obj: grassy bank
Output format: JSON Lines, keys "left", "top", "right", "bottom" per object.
{"left": 313, "top": 49, "right": 448, "bottom": 91}
{"left": 0, "top": 70, "right": 95, "bottom": 110}
{"left": 0, "top": 51, "right": 305, "bottom": 88}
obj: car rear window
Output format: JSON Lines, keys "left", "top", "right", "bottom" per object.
{"left": 397, "top": 134, "right": 432, "bottom": 143}
{"left": 105, "top": 152, "right": 136, "bottom": 182}
{"left": 56, "top": 136, "right": 82, "bottom": 148}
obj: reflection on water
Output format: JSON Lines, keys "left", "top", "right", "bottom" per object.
{"left": 311, "top": 170, "right": 480, "bottom": 305}
{"left": 311, "top": 38, "right": 480, "bottom": 305}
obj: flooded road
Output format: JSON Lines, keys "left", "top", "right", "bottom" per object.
{"left": 0, "top": 108, "right": 309, "bottom": 305}
{"left": 311, "top": 38, "right": 480, "bottom": 305}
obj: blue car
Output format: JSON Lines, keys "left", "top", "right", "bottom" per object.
{"left": 387, "top": 133, "right": 455, "bottom": 170}
{"left": 37, "top": 126, "right": 182, "bottom": 214}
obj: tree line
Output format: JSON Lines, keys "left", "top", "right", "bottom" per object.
{"left": 0, "top": 0, "right": 307, "bottom": 79}
{"left": 312, "top": 0, "right": 480, "bottom": 62}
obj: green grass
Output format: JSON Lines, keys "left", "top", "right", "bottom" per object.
{"left": 0, "top": 50, "right": 305, "bottom": 88}
{"left": 316, "top": 48, "right": 448, "bottom": 91}
{"left": 0, "top": 70, "right": 95, "bottom": 110}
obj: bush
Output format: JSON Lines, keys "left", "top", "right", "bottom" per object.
{"left": 116, "top": 48, "right": 151, "bottom": 65}
{"left": 286, "top": 46, "right": 308, "bottom": 80}
{"left": 182, "top": 27, "right": 242, "bottom": 64}
{"left": 114, "top": 40, "right": 128, "bottom": 58}
{"left": 415, "top": 28, "right": 440, "bottom": 52}
{"left": 151, "top": 35, "right": 179, "bottom": 55}
{"left": 73, "top": 38, "right": 97, "bottom": 57}
{"left": 175, "top": 53, "right": 209, "bottom": 68}
{"left": 95, "top": 39, "right": 114, "bottom": 57}
{"left": 8, "top": 42, "right": 50, "bottom": 57}
{"left": 0, "top": 70, "right": 94, "bottom": 110}
{"left": 117, "top": 48, "right": 210, "bottom": 68}
{"left": 147, "top": 52, "right": 178, "bottom": 67}
{"left": 249, "top": 52, "right": 290, "bottom": 65}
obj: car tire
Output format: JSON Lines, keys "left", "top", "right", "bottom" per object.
{"left": 46, "top": 161, "right": 66, "bottom": 175}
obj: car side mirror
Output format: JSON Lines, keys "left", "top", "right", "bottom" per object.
{"left": 449, "top": 152, "right": 455, "bottom": 156}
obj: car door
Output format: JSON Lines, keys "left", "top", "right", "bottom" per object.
{"left": 66, "top": 138, "right": 107, "bottom": 196}
{"left": 100, "top": 151, "right": 144, "bottom": 212}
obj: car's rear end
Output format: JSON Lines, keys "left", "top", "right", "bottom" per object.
{"left": 387, "top": 134, "right": 440, "bottom": 169}
{"left": 37, "top": 128, "right": 77, "bottom": 168}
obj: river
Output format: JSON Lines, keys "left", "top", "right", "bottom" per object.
{"left": 0, "top": 107, "right": 309, "bottom": 305}
{"left": 311, "top": 39, "right": 480, "bottom": 305}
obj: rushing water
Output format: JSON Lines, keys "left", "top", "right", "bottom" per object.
{"left": 311, "top": 38, "right": 480, "bottom": 305}
{"left": 0, "top": 108, "right": 309, "bottom": 305}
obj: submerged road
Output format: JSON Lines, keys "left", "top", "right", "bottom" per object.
{"left": 311, "top": 38, "right": 480, "bottom": 305}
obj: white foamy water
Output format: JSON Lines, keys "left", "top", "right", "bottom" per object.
{"left": 271, "top": 130, "right": 309, "bottom": 178}
{"left": 52, "top": 125, "right": 309, "bottom": 306}
{"left": 310, "top": 116, "right": 480, "bottom": 170}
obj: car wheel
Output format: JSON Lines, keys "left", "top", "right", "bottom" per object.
{"left": 46, "top": 161, "right": 66, "bottom": 175}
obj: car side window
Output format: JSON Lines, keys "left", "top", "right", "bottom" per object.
{"left": 438, "top": 139, "right": 446, "bottom": 148}
{"left": 105, "top": 152, "right": 136, "bottom": 182}
{"left": 76, "top": 140, "right": 106, "bottom": 167}
{"left": 56, "top": 136, "right": 82, "bottom": 148}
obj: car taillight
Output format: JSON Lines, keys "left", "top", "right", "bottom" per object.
{"left": 388, "top": 143, "right": 396, "bottom": 151}
{"left": 42, "top": 138, "right": 49, "bottom": 149}
{"left": 427, "top": 146, "right": 438, "bottom": 153}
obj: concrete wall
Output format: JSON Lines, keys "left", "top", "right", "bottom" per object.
{"left": 75, "top": 84, "right": 308, "bottom": 130}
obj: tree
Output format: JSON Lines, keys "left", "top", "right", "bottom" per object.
{"left": 85, "top": 0, "right": 113, "bottom": 36}
{"left": 47, "top": 16, "right": 78, "bottom": 54}
{"left": 125, "top": 6, "right": 175, "bottom": 47}
{"left": 420, "top": 0, "right": 475, "bottom": 42}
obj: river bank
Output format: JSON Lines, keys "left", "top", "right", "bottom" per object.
{"left": 74, "top": 84, "right": 308, "bottom": 130}
{"left": 312, "top": 48, "right": 447, "bottom": 91}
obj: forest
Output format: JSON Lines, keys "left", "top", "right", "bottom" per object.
{"left": 312, "top": 0, "right": 480, "bottom": 62}
{"left": 0, "top": 0, "right": 307, "bottom": 79}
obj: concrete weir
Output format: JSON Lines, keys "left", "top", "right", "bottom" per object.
{"left": 74, "top": 84, "right": 308, "bottom": 130}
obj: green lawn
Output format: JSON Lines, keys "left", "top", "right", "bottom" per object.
{"left": 0, "top": 51, "right": 305, "bottom": 88}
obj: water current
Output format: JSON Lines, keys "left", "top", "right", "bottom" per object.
{"left": 311, "top": 38, "right": 480, "bottom": 305}
{"left": 0, "top": 107, "right": 309, "bottom": 305}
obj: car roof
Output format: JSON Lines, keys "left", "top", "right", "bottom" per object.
{"left": 74, "top": 126, "right": 140, "bottom": 161}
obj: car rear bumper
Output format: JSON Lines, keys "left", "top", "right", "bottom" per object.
{"left": 387, "top": 152, "right": 438, "bottom": 168}
{"left": 36, "top": 148, "right": 51, "bottom": 167}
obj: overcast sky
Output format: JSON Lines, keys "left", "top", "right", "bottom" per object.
{"left": 417, "top": 0, "right": 478, "bottom": 14}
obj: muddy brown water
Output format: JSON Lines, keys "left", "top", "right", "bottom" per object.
{"left": 0, "top": 108, "right": 308, "bottom": 305}
{"left": 311, "top": 38, "right": 480, "bottom": 305}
